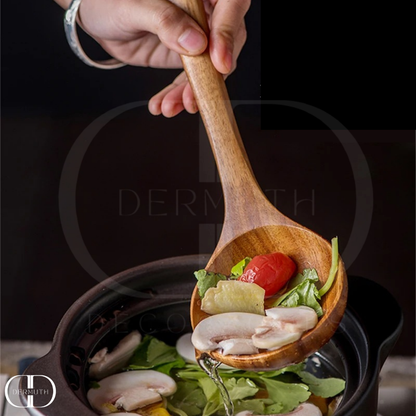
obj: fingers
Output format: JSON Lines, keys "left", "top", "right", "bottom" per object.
{"left": 128, "top": 0, "right": 208, "bottom": 55}
{"left": 148, "top": 72, "right": 198, "bottom": 117}
{"left": 209, "top": 0, "right": 250, "bottom": 74}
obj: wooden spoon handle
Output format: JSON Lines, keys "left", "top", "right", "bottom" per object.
{"left": 175, "top": 1, "right": 273, "bottom": 209}
{"left": 174, "top": 0, "right": 293, "bottom": 253}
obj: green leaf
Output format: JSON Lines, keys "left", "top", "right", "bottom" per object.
{"left": 264, "top": 402, "right": 284, "bottom": 414}
{"left": 126, "top": 335, "right": 185, "bottom": 373}
{"left": 225, "top": 378, "right": 259, "bottom": 401}
{"left": 319, "top": 236, "right": 339, "bottom": 297}
{"left": 202, "top": 400, "right": 222, "bottom": 416}
{"left": 234, "top": 398, "right": 272, "bottom": 415}
{"left": 262, "top": 378, "right": 311, "bottom": 414}
{"left": 255, "top": 363, "right": 307, "bottom": 379}
{"left": 198, "top": 378, "right": 219, "bottom": 401}
{"left": 169, "top": 381, "right": 207, "bottom": 416}
{"left": 198, "top": 377, "right": 259, "bottom": 416}
{"left": 198, "top": 380, "right": 222, "bottom": 416}
{"left": 273, "top": 269, "right": 323, "bottom": 317}
{"left": 299, "top": 371, "right": 346, "bottom": 398}
{"left": 194, "top": 270, "right": 227, "bottom": 299}
{"left": 154, "top": 359, "right": 186, "bottom": 375}
{"left": 230, "top": 257, "right": 252, "bottom": 279}
{"left": 167, "top": 403, "right": 189, "bottom": 416}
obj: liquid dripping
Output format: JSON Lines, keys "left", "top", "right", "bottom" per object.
{"left": 198, "top": 354, "right": 234, "bottom": 416}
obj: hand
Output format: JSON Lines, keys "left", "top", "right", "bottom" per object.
{"left": 75, "top": 0, "right": 250, "bottom": 117}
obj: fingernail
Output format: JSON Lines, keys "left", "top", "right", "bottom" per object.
{"left": 178, "top": 28, "right": 206, "bottom": 53}
{"left": 223, "top": 49, "right": 233, "bottom": 73}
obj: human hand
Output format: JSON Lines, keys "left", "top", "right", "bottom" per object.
{"left": 72, "top": 0, "right": 250, "bottom": 117}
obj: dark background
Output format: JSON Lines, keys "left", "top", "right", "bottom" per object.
{"left": 1, "top": 2, "right": 415, "bottom": 356}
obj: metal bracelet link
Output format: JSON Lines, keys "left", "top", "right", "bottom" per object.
{"left": 64, "top": 0, "right": 126, "bottom": 70}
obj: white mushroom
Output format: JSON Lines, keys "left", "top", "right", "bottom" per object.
{"left": 263, "top": 307, "right": 318, "bottom": 333}
{"left": 89, "top": 330, "right": 142, "bottom": 380}
{"left": 235, "top": 402, "right": 322, "bottom": 416}
{"left": 252, "top": 307, "right": 318, "bottom": 350}
{"left": 176, "top": 333, "right": 197, "bottom": 363}
{"left": 87, "top": 370, "right": 177, "bottom": 415}
{"left": 178, "top": 332, "right": 236, "bottom": 368}
{"left": 217, "top": 338, "right": 259, "bottom": 355}
{"left": 252, "top": 329, "right": 302, "bottom": 350}
{"left": 191, "top": 312, "right": 264, "bottom": 353}
{"left": 192, "top": 307, "right": 318, "bottom": 354}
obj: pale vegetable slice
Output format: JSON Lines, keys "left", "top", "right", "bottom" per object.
{"left": 87, "top": 370, "right": 176, "bottom": 414}
{"left": 192, "top": 312, "right": 264, "bottom": 352}
{"left": 192, "top": 306, "right": 318, "bottom": 353}
{"left": 263, "top": 306, "right": 318, "bottom": 333}
{"left": 89, "top": 330, "right": 142, "bottom": 380}
{"left": 176, "top": 333, "right": 197, "bottom": 363}
{"left": 201, "top": 280, "right": 265, "bottom": 315}
{"left": 252, "top": 328, "right": 301, "bottom": 350}
{"left": 218, "top": 338, "right": 259, "bottom": 355}
{"left": 253, "top": 306, "right": 318, "bottom": 350}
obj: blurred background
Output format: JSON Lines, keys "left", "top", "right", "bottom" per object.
{"left": 1, "top": 0, "right": 414, "bottom": 362}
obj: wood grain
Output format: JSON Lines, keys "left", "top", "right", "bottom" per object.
{"left": 176, "top": 0, "right": 348, "bottom": 371}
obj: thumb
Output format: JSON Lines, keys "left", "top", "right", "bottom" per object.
{"left": 131, "top": 0, "right": 208, "bottom": 55}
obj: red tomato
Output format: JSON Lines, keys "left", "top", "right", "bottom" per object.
{"left": 238, "top": 252, "right": 296, "bottom": 298}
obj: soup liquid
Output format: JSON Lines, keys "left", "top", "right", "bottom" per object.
{"left": 198, "top": 354, "right": 234, "bottom": 416}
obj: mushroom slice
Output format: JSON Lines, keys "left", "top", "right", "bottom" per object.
{"left": 218, "top": 338, "right": 259, "bottom": 355}
{"left": 191, "top": 312, "right": 264, "bottom": 352}
{"left": 90, "top": 347, "right": 108, "bottom": 363}
{"left": 115, "top": 387, "right": 161, "bottom": 411}
{"left": 264, "top": 307, "right": 318, "bottom": 333}
{"left": 176, "top": 333, "right": 197, "bottom": 363}
{"left": 87, "top": 370, "right": 177, "bottom": 415}
{"left": 178, "top": 332, "right": 236, "bottom": 369}
{"left": 252, "top": 328, "right": 301, "bottom": 350}
{"left": 89, "top": 330, "right": 142, "bottom": 380}
{"left": 252, "top": 307, "right": 318, "bottom": 350}
{"left": 235, "top": 402, "right": 322, "bottom": 416}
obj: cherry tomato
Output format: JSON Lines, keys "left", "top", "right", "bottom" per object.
{"left": 238, "top": 252, "right": 296, "bottom": 298}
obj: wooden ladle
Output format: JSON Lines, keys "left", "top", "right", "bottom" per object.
{"left": 177, "top": 0, "right": 348, "bottom": 371}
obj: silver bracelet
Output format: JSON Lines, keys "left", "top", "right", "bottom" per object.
{"left": 64, "top": 0, "right": 126, "bottom": 69}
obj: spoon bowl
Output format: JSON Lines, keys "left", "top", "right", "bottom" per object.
{"left": 191, "top": 224, "right": 347, "bottom": 370}
{"left": 177, "top": 0, "right": 348, "bottom": 370}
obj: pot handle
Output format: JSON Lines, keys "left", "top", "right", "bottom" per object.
{"left": 21, "top": 349, "right": 96, "bottom": 416}
{"left": 347, "top": 275, "right": 403, "bottom": 367}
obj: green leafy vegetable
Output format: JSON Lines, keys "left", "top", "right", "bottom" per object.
{"left": 299, "top": 371, "right": 346, "bottom": 398}
{"left": 198, "top": 378, "right": 219, "bottom": 401}
{"left": 126, "top": 335, "right": 185, "bottom": 373}
{"left": 273, "top": 268, "right": 323, "bottom": 317}
{"left": 226, "top": 378, "right": 259, "bottom": 401}
{"left": 120, "top": 332, "right": 345, "bottom": 416}
{"left": 230, "top": 257, "right": 252, "bottom": 279}
{"left": 198, "top": 378, "right": 259, "bottom": 416}
{"left": 168, "top": 381, "right": 207, "bottom": 416}
{"left": 262, "top": 378, "right": 311, "bottom": 414}
{"left": 175, "top": 361, "right": 345, "bottom": 415}
{"left": 194, "top": 270, "right": 227, "bottom": 299}
{"left": 319, "top": 236, "right": 339, "bottom": 297}
{"left": 234, "top": 399, "right": 272, "bottom": 415}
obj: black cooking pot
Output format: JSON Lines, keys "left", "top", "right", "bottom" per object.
{"left": 22, "top": 254, "right": 402, "bottom": 416}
